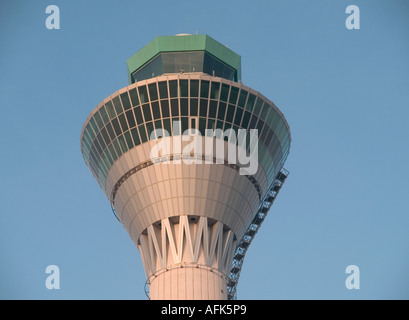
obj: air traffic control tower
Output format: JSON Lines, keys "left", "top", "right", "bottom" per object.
{"left": 80, "top": 34, "right": 291, "bottom": 300}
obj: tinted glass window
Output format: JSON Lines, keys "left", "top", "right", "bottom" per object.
{"left": 190, "top": 98, "right": 198, "bottom": 116}
{"left": 220, "top": 84, "right": 229, "bottom": 102}
{"left": 148, "top": 83, "right": 158, "bottom": 101}
{"left": 200, "top": 80, "right": 209, "bottom": 98}
{"left": 129, "top": 88, "right": 139, "bottom": 106}
{"left": 152, "top": 101, "right": 161, "bottom": 119}
{"left": 142, "top": 103, "right": 152, "bottom": 122}
{"left": 120, "top": 92, "right": 132, "bottom": 110}
{"left": 180, "top": 98, "right": 188, "bottom": 116}
{"left": 169, "top": 80, "right": 178, "bottom": 98}
{"left": 171, "top": 99, "right": 179, "bottom": 116}
{"left": 180, "top": 80, "right": 188, "bottom": 97}
{"left": 218, "top": 102, "right": 226, "bottom": 121}
{"left": 134, "top": 106, "right": 143, "bottom": 123}
{"left": 229, "top": 87, "right": 239, "bottom": 105}
{"left": 200, "top": 99, "right": 208, "bottom": 117}
{"left": 113, "top": 96, "right": 123, "bottom": 115}
{"left": 138, "top": 86, "right": 149, "bottom": 104}
{"left": 190, "top": 80, "right": 199, "bottom": 97}
{"left": 126, "top": 110, "right": 136, "bottom": 128}
{"left": 158, "top": 81, "right": 168, "bottom": 99}
{"left": 161, "top": 100, "right": 170, "bottom": 117}
{"left": 208, "top": 100, "right": 217, "bottom": 118}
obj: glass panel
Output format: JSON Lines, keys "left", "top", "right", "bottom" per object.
{"left": 208, "top": 100, "right": 217, "bottom": 118}
{"left": 132, "top": 54, "right": 163, "bottom": 82}
{"left": 131, "top": 127, "right": 140, "bottom": 146}
{"left": 105, "top": 101, "right": 116, "bottom": 120}
{"left": 154, "top": 119, "right": 162, "bottom": 130}
{"left": 106, "top": 122, "right": 116, "bottom": 140}
{"left": 105, "top": 149, "right": 113, "bottom": 166}
{"left": 234, "top": 107, "right": 243, "bottom": 126}
{"left": 134, "top": 106, "right": 143, "bottom": 124}
{"left": 118, "top": 113, "right": 128, "bottom": 131}
{"left": 220, "top": 84, "right": 229, "bottom": 102}
{"left": 271, "top": 112, "right": 281, "bottom": 131}
{"left": 112, "top": 139, "right": 122, "bottom": 157}
{"left": 257, "top": 119, "right": 265, "bottom": 135}
{"left": 242, "top": 111, "right": 251, "bottom": 128}
{"left": 138, "top": 85, "right": 148, "bottom": 104}
{"left": 142, "top": 103, "right": 152, "bottom": 122}
{"left": 120, "top": 92, "right": 131, "bottom": 110}
{"left": 170, "top": 99, "right": 179, "bottom": 116}
{"left": 207, "top": 119, "right": 215, "bottom": 132}
{"left": 254, "top": 98, "right": 263, "bottom": 116}
{"left": 158, "top": 81, "right": 168, "bottom": 99}
{"left": 163, "top": 118, "right": 171, "bottom": 135}
{"left": 238, "top": 90, "right": 247, "bottom": 108}
{"left": 126, "top": 110, "right": 136, "bottom": 128}
{"left": 89, "top": 117, "right": 99, "bottom": 135}
{"left": 162, "top": 53, "right": 176, "bottom": 73}
{"left": 218, "top": 102, "right": 226, "bottom": 121}
{"left": 148, "top": 83, "right": 158, "bottom": 101}
{"left": 101, "top": 127, "right": 110, "bottom": 145}
{"left": 226, "top": 104, "right": 235, "bottom": 123}
{"left": 151, "top": 101, "right": 161, "bottom": 119}
{"left": 180, "top": 98, "right": 188, "bottom": 116}
{"left": 111, "top": 118, "right": 122, "bottom": 136}
{"left": 146, "top": 122, "right": 154, "bottom": 140}
{"left": 181, "top": 117, "right": 189, "bottom": 134}
{"left": 100, "top": 106, "right": 109, "bottom": 124}
{"left": 108, "top": 144, "right": 117, "bottom": 161}
{"left": 190, "top": 80, "right": 199, "bottom": 97}
{"left": 210, "top": 82, "right": 220, "bottom": 100}
{"left": 229, "top": 86, "right": 239, "bottom": 105}
{"left": 113, "top": 96, "right": 123, "bottom": 115}
{"left": 118, "top": 135, "right": 128, "bottom": 152}
{"left": 124, "top": 131, "right": 134, "bottom": 149}
{"left": 249, "top": 114, "right": 258, "bottom": 129}
{"left": 246, "top": 94, "right": 256, "bottom": 112}
{"left": 266, "top": 107, "right": 276, "bottom": 127}
{"left": 190, "top": 98, "right": 198, "bottom": 116}
{"left": 129, "top": 88, "right": 139, "bottom": 106}
{"left": 180, "top": 80, "right": 188, "bottom": 97}
{"left": 161, "top": 51, "right": 204, "bottom": 74}
{"left": 138, "top": 124, "right": 147, "bottom": 143}
{"left": 199, "top": 118, "right": 206, "bottom": 136}
{"left": 97, "top": 133, "right": 105, "bottom": 151}
{"left": 200, "top": 99, "right": 208, "bottom": 117}
{"left": 200, "top": 80, "right": 209, "bottom": 98}
{"left": 161, "top": 100, "right": 170, "bottom": 117}
{"left": 260, "top": 125, "right": 268, "bottom": 141}
{"left": 169, "top": 80, "right": 178, "bottom": 98}
{"left": 94, "top": 112, "right": 103, "bottom": 130}
{"left": 260, "top": 103, "right": 269, "bottom": 119}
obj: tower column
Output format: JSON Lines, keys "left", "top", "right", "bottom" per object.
{"left": 137, "top": 215, "right": 236, "bottom": 300}
{"left": 148, "top": 265, "right": 227, "bottom": 300}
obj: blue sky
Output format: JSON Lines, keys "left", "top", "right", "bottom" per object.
{"left": 1, "top": 0, "right": 408, "bottom": 299}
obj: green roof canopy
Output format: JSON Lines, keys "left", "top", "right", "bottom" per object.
{"left": 126, "top": 34, "right": 241, "bottom": 84}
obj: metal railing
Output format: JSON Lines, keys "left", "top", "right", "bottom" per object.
{"left": 227, "top": 168, "right": 289, "bottom": 300}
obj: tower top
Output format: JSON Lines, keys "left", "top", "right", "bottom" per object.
{"left": 126, "top": 34, "right": 241, "bottom": 84}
